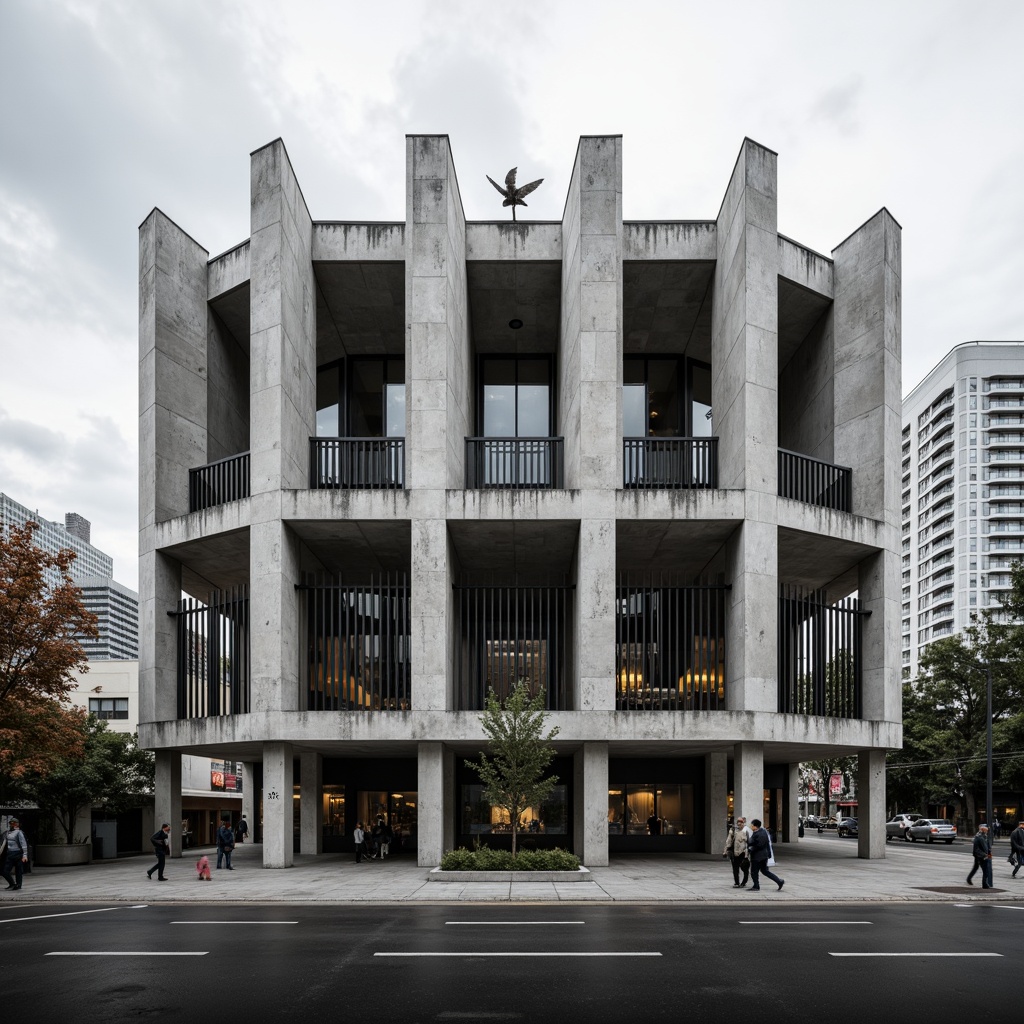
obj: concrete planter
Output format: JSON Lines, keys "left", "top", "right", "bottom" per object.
{"left": 428, "top": 866, "right": 590, "bottom": 883}
{"left": 33, "top": 844, "right": 92, "bottom": 866}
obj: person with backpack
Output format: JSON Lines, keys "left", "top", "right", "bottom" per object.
{"left": 147, "top": 823, "right": 171, "bottom": 881}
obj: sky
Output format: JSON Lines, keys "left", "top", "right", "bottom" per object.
{"left": 1, "top": 0, "right": 1023, "bottom": 592}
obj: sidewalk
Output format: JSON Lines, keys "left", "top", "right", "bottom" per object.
{"left": 5, "top": 836, "right": 1022, "bottom": 903}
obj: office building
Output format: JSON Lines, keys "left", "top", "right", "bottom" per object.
{"left": 139, "top": 135, "right": 902, "bottom": 867}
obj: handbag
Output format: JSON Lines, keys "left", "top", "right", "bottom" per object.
{"left": 767, "top": 835, "right": 776, "bottom": 867}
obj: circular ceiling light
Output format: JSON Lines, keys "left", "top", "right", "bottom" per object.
{"left": 508, "top": 318, "right": 524, "bottom": 330}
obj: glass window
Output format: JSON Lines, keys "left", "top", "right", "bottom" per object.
{"left": 690, "top": 363, "right": 712, "bottom": 437}
{"left": 322, "top": 785, "right": 346, "bottom": 836}
{"left": 89, "top": 697, "right": 128, "bottom": 720}
{"left": 358, "top": 790, "right": 417, "bottom": 845}
{"left": 316, "top": 365, "right": 341, "bottom": 437}
{"left": 461, "top": 783, "right": 567, "bottom": 835}
{"left": 350, "top": 361, "right": 385, "bottom": 436}
{"left": 608, "top": 783, "right": 693, "bottom": 835}
{"left": 481, "top": 357, "right": 551, "bottom": 437}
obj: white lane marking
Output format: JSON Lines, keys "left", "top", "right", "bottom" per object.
{"left": 46, "top": 952, "right": 209, "bottom": 956}
{"left": 0, "top": 907, "right": 125, "bottom": 925}
{"left": 374, "top": 952, "right": 661, "bottom": 957}
{"left": 171, "top": 921, "right": 298, "bottom": 925}
{"left": 829, "top": 952, "right": 1001, "bottom": 958}
{"left": 993, "top": 905, "right": 1024, "bottom": 912}
{"left": 445, "top": 921, "right": 585, "bottom": 926}
{"left": 740, "top": 921, "right": 872, "bottom": 925}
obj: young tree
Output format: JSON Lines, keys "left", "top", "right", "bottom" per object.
{"left": 0, "top": 521, "right": 98, "bottom": 786}
{"left": 468, "top": 680, "right": 560, "bottom": 857}
{"left": 26, "top": 715, "right": 155, "bottom": 844}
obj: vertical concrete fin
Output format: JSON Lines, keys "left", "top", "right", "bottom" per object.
{"left": 249, "top": 138, "right": 315, "bottom": 496}
{"left": 139, "top": 208, "right": 209, "bottom": 527}
{"left": 405, "top": 134, "right": 469, "bottom": 492}
{"left": 832, "top": 208, "right": 902, "bottom": 526}
{"left": 262, "top": 742, "right": 294, "bottom": 868}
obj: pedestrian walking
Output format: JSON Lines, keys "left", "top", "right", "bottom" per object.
{"left": 747, "top": 819, "right": 784, "bottom": 892}
{"left": 993, "top": 816, "right": 1001, "bottom": 839}
{"left": 235, "top": 815, "right": 249, "bottom": 844}
{"left": 1009, "top": 821, "right": 1024, "bottom": 878}
{"left": 147, "top": 823, "right": 171, "bottom": 880}
{"left": 380, "top": 819, "right": 393, "bottom": 858}
{"left": 722, "top": 816, "right": 751, "bottom": 888}
{"left": 966, "top": 823, "right": 992, "bottom": 888}
{"left": 354, "top": 822, "right": 366, "bottom": 863}
{"left": 1, "top": 818, "right": 30, "bottom": 891}
{"left": 216, "top": 818, "right": 235, "bottom": 869}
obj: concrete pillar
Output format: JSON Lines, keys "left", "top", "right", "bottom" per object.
{"left": 138, "top": 550, "right": 181, "bottom": 725}
{"left": 299, "top": 752, "right": 322, "bottom": 855}
{"left": 405, "top": 134, "right": 469, "bottom": 492}
{"left": 138, "top": 208, "right": 209, "bottom": 526}
{"left": 249, "top": 139, "right": 315, "bottom": 496}
{"left": 857, "top": 748, "right": 886, "bottom": 859}
{"left": 576, "top": 514, "right": 616, "bottom": 711}
{"left": 154, "top": 750, "right": 182, "bottom": 858}
{"left": 250, "top": 520, "right": 302, "bottom": 713}
{"left": 410, "top": 519, "right": 449, "bottom": 711}
{"left": 733, "top": 742, "right": 764, "bottom": 825}
{"left": 858, "top": 549, "right": 901, "bottom": 723}
{"left": 573, "top": 742, "right": 609, "bottom": 866}
{"left": 417, "top": 741, "right": 453, "bottom": 866}
{"left": 241, "top": 763, "right": 256, "bottom": 841}
{"left": 832, "top": 209, "right": 902, "bottom": 526}
{"left": 262, "top": 742, "right": 294, "bottom": 868}
{"left": 705, "top": 751, "right": 728, "bottom": 852}
{"left": 783, "top": 763, "right": 800, "bottom": 842}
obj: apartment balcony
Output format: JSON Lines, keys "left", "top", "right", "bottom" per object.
{"left": 188, "top": 452, "right": 250, "bottom": 512}
{"left": 465, "top": 437, "right": 564, "bottom": 489}
{"left": 309, "top": 437, "right": 405, "bottom": 490}
{"left": 174, "top": 587, "right": 250, "bottom": 718}
{"left": 621, "top": 437, "right": 718, "bottom": 490}
{"left": 615, "top": 577, "right": 730, "bottom": 711}
{"left": 301, "top": 573, "right": 411, "bottom": 711}
{"left": 777, "top": 449, "right": 852, "bottom": 513}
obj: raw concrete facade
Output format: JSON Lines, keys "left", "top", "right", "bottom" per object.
{"left": 138, "top": 136, "right": 902, "bottom": 867}
{"left": 901, "top": 341, "right": 1024, "bottom": 681}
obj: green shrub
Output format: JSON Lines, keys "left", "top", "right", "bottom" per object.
{"left": 439, "top": 845, "right": 581, "bottom": 871}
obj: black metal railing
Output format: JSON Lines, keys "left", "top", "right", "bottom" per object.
{"left": 174, "top": 586, "right": 250, "bottom": 718}
{"left": 465, "top": 438, "right": 564, "bottom": 489}
{"left": 299, "top": 572, "right": 411, "bottom": 711}
{"left": 777, "top": 449, "right": 851, "bottom": 512}
{"left": 777, "top": 585, "right": 869, "bottom": 718}
{"left": 454, "top": 579, "right": 574, "bottom": 710}
{"left": 622, "top": 437, "right": 718, "bottom": 489}
{"left": 309, "top": 438, "right": 405, "bottom": 490}
{"left": 188, "top": 452, "right": 250, "bottom": 512}
{"left": 616, "top": 575, "right": 730, "bottom": 710}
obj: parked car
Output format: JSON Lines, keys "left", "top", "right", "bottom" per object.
{"left": 837, "top": 817, "right": 859, "bottom": 838}
{"left": 885, "top": 813, "right": 921, "bottom": 841}
{"left": 906, "top": 818, "right": 957, "bottom": 844}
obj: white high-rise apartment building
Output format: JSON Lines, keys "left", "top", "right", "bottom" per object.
{"left": 901, "top": 341, "right": 1024, "bottom": 681}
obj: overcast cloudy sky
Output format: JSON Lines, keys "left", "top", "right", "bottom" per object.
{"left": 1, "top": 0, "right": 1022, "bottom": 591}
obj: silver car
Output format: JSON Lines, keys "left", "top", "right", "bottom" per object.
{"left": 885, "top": 813, "right": 921, "bottom": 841}
{"left": 906, "top": 818, "right": 957, "bottom": 844}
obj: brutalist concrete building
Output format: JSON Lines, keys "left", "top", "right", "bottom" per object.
{"left": 138, "top": 135, "right": 901, "bottom": 867}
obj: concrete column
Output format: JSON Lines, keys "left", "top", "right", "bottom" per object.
{"left": 560, "top": 136, "right": 622, "bottom": 492}
{"left": 712, "top": 138, "right": 779, "bottom": 495}
{"left": 299, "top": 752, "right": 322, "bottom": 855}
{"left": 704, "top": 751, "right": 728, "bottom": 852}
{"left": 410, "top": 519, "right": 450, "bottom": 711}
{"left": 405, "top": 134, "right": 469, "bottom": 491}
{"left": 417, "top": 742, "right": 453, "bottom": 866}
{"left": 250, "top": 520, "right": 302, "bottom": 713}
{"left": 241, "top": 763, "right": 256, "bottom": 841}
{"left": 856, "top": 748, "right": 886, "bottom": 859}
{"left": 249, "top": 139, "right": 315, "bottom": 496}
{"left": 138, "top": 208, "right": 209, "bottom": 526}
{"left": 138, "top": 550, "right": 181, "bottom": 725}
{"left": 576, "top": 513, "right": 616, "bottom": 711}
{"left": 832, "top": 209, "right": 902, "bottom": 526}
{"left": 783, "top": 763, "right": 800, "bottom": 843}
{"left": 262, "top": 742, "right": 294, "bottom": 868}
{"left": 573, "top": 742, "right": 609, "bottom": 867}
{"left": 154, "top": 750, "right": 182, "bottom": 858}
{"left": 733, "top": 742, "right": 764, "bottom": 825}
{"left": 858, "top": 549, "right": 901, "bottom": 722}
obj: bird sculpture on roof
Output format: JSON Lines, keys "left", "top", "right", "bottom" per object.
{"left": 486, "top": 166, "right": 544, "bottom": 222}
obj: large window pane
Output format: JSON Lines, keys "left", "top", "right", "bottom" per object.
{"left": 647, "top": 359, "right": 680, "bottom": 437}
{"left": 316, "top": 366, "right": 340, "bottom": 437}
{"left": 461, "top": 783, "right": 567, "bottom": 835}
{"left": 516, "top": 385, "right": 550, "bottom": 436}
{"left": 614, "top": 783, "right": 694, "bottom": 836}
{"left": 484, "top": 385, "right": 516, "bottom": 436}
{"left": 386, "top": 384, "right": 405, "bottom": 437}
{"left": 350, "top": 361, "right": 385, "bottom": 436}
{"left": 691, "top": 363, "right": 712, "bottom": 437}
{"left": 623, "top": 384, "right": 646, "bottom": 437}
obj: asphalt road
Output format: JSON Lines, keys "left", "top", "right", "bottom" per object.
{"left": 3, "top": 901, "right": 1021, "bottom": 1022}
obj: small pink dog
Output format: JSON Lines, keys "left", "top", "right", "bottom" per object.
{"left": 196, "top": 855, "right": 212, "bottom": 881}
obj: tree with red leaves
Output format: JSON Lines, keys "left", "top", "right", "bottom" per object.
{"left": 0, "top": 521, "right": 98, "bottom": 789}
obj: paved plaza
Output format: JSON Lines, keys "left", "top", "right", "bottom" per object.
{"left": 5, "top": 835, "right": 1023, "bottom": 904}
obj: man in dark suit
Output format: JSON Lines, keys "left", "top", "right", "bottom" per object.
{"left": 747, "top": 819, "right": 784, "bottom": 892}
{"left": 967, "top": 823, "right": 992, "bottom": 888}
{"left": 147, "top": 823, "right": 171, "bottom": 880}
